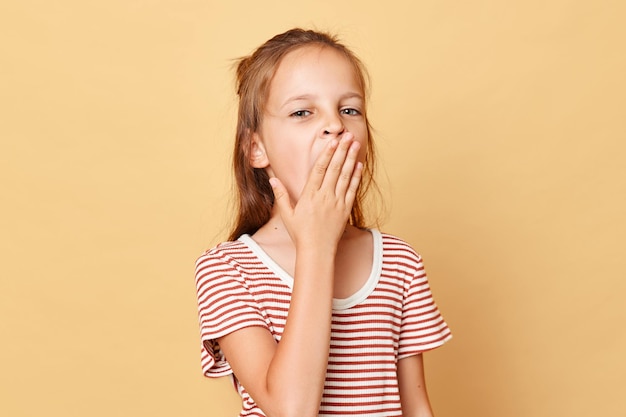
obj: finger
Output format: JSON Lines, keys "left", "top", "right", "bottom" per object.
{"left": 320, "top": 133, "right": 354, "bottom": 191}
{"left": 334, "top": 140, "right": 361, "bottom": 197}
{"left": 344, "top": 161, "right": 364, "bottom": 208}
{"left": 269, "top": 177, "right": 293, "bottom": 217}
{"left": 305, "top": 139, "right": 339, "bottom": 191}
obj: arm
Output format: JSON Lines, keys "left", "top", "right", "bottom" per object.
{"left": 218, "top": 135, "right": 363, "bottom": 417}
{"left": 397, "top": 353, "right": 435, "bottom": 417}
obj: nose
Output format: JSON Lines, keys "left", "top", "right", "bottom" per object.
{"left": 321, "top": 112, "right": 345, "bottom": 138}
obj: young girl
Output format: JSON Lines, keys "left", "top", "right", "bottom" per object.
{"left": 195, "top": 28, "right": 452, "bottom": 417}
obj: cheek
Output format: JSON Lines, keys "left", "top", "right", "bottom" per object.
{"left": 308, "top": 143, "right": 325, "bottom": 166}
{"left": 357, "top": 146, "right": 367, "bottom": 164}
{"left": 356, "top": 135, "right": 369, "bottom": 164}
{"left": 348, "top": 122, "right": 369, "bottom": 162}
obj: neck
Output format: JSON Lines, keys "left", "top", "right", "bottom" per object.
{"left": 251, "top": 207, "right": 292, "bottom": 244}
{"left": 253, "top": 206, "right": 354, "bottom": 244}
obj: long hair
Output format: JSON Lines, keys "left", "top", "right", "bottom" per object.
{"left": 228, "top": 28, "right": 379, "bottom": 241}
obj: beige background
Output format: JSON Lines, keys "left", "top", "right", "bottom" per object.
{"left": 1, "top": 1, "right": 625, "bottom": 416}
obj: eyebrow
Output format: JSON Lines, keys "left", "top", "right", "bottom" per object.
{"left": 280, "top": 92, "right": 364, "bottom": 109}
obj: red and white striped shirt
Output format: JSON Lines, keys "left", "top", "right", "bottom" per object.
{"left": 195, "top": 230, "right": 451, "bottom": 416}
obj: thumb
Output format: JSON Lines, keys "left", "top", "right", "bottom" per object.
{"left": 269, "top": 177, "right": 293, "bottom": 216}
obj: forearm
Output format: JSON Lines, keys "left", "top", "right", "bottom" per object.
{"left": 398, "top": 354, "right": 435, "bottom": 417}
{"left": 265, "top": 246, "right": 336, "bottom": 417}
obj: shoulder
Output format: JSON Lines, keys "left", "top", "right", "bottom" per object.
{"left": 194, "top": 239, "right": 254, "bottom": 283}
{"left": 196, "top": 239, "right": 247, "bottom": 262}
{"left": 377, "top": 231, "right": 423, "bottom": 263}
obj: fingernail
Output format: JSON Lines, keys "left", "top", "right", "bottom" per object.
{"left": 269, "top": 178, "right": 278, "bottom": 187}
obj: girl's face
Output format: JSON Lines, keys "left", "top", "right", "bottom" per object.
{"left": 250, "top": 45, "right": 368, "bottom": 202}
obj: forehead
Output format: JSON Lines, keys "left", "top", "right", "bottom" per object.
{"left": 279, "top": 44, "right": 351, "bottom": 68}
{"left": 267, "top": 45, "right": 363, "bottom": 99}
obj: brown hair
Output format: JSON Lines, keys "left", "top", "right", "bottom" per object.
{"left": 228, "top": 28, "right": 379, "bottom": 241}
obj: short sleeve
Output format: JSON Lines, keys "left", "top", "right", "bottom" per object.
{"left": 398, "top": 255, "right": 452, "bottom": 359}
{"left": 195, "top": 250, "right": 270, "bottom": 378}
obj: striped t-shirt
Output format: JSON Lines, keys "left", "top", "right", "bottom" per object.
{"left": 195, "top": 229, "right": 452, "bottom": 417}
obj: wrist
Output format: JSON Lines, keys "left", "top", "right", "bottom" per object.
{"left": 294, "top": 239, "right": 338, "bottom": 259}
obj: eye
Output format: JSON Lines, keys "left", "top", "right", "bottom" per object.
{"left": 290, "top": 110, "right": 311, "bottom": 118}
{"left": 341, "top": 108, "right": 361, "bottom": 116}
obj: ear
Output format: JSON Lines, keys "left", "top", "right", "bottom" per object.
{"left": 249, "top": 132, "right": 269, "bottom": 168}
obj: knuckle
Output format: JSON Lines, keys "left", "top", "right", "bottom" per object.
{"left": 329, "top": 161, "right": 342, "bottom": 172}
{"left": 313, "top": 163, "right": 327, "bottom": 175}
{"left": 273, "top": 189, "right": 286, "bottom": 200}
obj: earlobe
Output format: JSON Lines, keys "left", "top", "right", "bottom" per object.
{"left": 249, "top": 132, "right": 269, "bottom": 168}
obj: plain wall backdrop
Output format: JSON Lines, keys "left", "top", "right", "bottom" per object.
{"left": 1, "top": 1, "right": 625, "bottom": 416}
